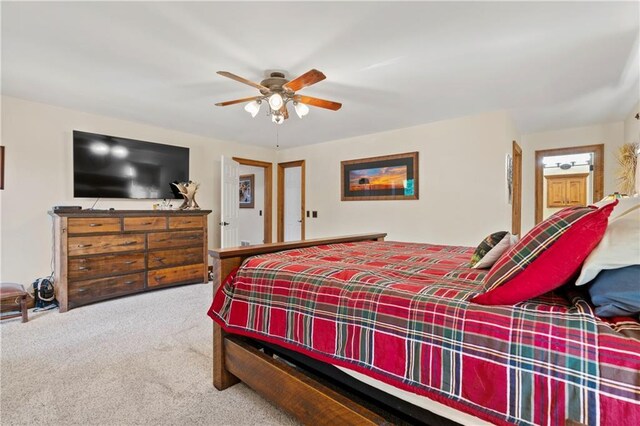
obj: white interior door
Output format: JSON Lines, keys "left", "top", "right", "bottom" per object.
{"left": 220, "top": 156, "right": 240, "bottom": 248}
{"left": 284, "top": 166, "right": 302, "bottom": 241}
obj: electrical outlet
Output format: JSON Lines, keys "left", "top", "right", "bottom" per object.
{"left": 312, "top": 211, "right": 318, "bottom": 218}
{"left": 306, "top": 211, "right": 310, "bottom": 217}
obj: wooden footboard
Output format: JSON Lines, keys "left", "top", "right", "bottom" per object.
{"left": 209, "top": 233, "right": 387, "bottom": 423}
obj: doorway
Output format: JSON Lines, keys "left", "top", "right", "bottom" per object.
{"left": 535, "top": 144, "right": 604, "bottom": 224}
{"left": 220, "top": 156, "right": 272, "bottom": 248}
{"left": 277, "top": 160, "right": 305, "bottom": 242}
{"left": 512, "top": 141, "right": 522, "bottom": 236}
{"left": 233, "top": 157, "right": 273, "bottom": 245}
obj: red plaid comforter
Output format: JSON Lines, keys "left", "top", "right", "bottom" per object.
{"left": 209, "top": 241, "right": 640, "bottom": 425}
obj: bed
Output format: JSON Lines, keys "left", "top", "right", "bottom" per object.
{"left": 208, "top": 233, "right": 640, "bottom": 425}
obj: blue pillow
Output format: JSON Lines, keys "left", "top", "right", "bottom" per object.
{"left": 588, "top": 265, "right": 640, "bottom": 317}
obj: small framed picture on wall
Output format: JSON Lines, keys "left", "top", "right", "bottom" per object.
{"left": 506, "top": 153, "right": 513, "bottom": 205}
{"left": 239, "top": 174, "right": 255, "bottom": 208}
{"left": 0, "top": 146, "right": 5, "bottom": 190}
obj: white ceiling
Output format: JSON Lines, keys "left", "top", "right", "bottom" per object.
{"left": 2, "top": 2, "right": 638, "bottom": 148}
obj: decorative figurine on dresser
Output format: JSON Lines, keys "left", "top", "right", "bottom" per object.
{"left": 172, "top": 180, "right": 201, "bottom": 210}
{"left": 49, "top": 209, "right": 211, "bottom": 312}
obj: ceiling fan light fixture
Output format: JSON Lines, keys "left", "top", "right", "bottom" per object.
{"left": 294, "top": 101, "right": 309, "bottom": 119}
{"left": 268, "top": 93, "right": 284, "bottom": 110}
{"left": 244, "top": 100, "right": 261, "bottom": 118}
{"left": 216, "top": 69, "right": 341, "bottom": 125}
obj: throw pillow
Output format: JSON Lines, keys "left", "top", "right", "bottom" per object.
{"left": 594, "top": 196, "right": 640, "bottom": 221}
{"left": 471, "top": 202, "right": 616, "bottom": 305}
{"left": 470, "top": 231, "right": 510, "bottom": 269}
{"left": 575, "top": 200, "right": 640, "bottom": 285}
{"left": 588, "top": 265, "right": 640, "bottom": 317}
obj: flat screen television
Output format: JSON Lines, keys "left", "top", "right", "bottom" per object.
{"left": 73, "top": 130, "right": 189, "bottom": 199}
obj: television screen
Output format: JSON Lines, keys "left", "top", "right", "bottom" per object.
{"left": 73, "top": 131, "right": 189, "bottom": 199}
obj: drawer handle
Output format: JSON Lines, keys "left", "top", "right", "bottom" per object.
{"left": 78, "top": 244, "right": 93, "bottom": 248}
{"left": 123, "top": 280, "right": 136, "bottom": 285}
{"left": 77, "top": 288, "right": 87, "bottom": 293}
{"left": 122, "top": 241, "right": 138, "bottom": 246}
{"left": 78, "top": 266, "right": 89, "bottom": 270}
{"left": 123, "top": 261, "right": 136, "bottom": 265}
{"left": 154, "top": 275, "right": 166, "bottom": 281}
{"left": 155, "top": 257, "right": 166, "bottom": 263}
{"left": 89, "top": 223, "right": 103, "bottom": 227}
{"left": 143, "top": 222, "right": 153, "bottom": 225}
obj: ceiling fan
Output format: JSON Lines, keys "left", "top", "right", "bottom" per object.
{"left": 215, "top": 69, "right": 342, "bottom": 124}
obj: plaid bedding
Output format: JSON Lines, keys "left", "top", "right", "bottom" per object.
{"left": 208, "top": 241, "right": 640, "bottom": 426}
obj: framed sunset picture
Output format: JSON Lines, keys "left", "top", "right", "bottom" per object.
{"left": 341, "top": 152, "right": 419, "bottom": 201}
{"left": 239, "top": 174, "right": 255, "bottom": 208}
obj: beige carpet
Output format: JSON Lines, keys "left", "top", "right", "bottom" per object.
{"left": 0, "top": 283, "right": 297, "bottom": 425}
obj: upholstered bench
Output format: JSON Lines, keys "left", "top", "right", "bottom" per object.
{"left": 0, "top": 283, "right": 28, "bottom": 323}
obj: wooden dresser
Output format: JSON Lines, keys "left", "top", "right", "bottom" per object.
{"left": 50, "top": 210, "right": 211, "bottom": 312}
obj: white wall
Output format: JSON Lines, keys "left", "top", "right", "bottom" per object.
{"left": 238, "top": 164, "right": 264, "bottom": 245}
{"left": 521, "top": 122, "right": 625, "bottom": 232}
{"left": 0, "top": 96, "right": 275, "bottom": 284}
{"left": 624, "top": 101, "right": 639, "bottom": 145}
{"left": 276, "top": 111, "right": 515, "bottom": 247}
{"left": 624, "top": 102, "right": 640, "bottom": 194}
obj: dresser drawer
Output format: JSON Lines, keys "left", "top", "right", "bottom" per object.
{"left": 147, "top": 264, "right": 204, "bottom": 288}
{"left": 68, "top": 234, "right": 145, "bottom": 256}
{"left": 67, "top": 217, "right": 121, "bottom": 234}
{"left": 68, "top": 253, "right": 145, "bottom": 280}
{"left": 123, "top": 216, "right": 167, "bottom": 231}
{"left": 148, "top": 247, "right": 203, "bottom": 269}
{"left": 147, "top": 231, "right": 203, "bottom": 250}
{"left": 169, "top": 216, "right": 204, "bottom": 229}
{"left": 68, "top": 273, "right": 145, "bottom": 307}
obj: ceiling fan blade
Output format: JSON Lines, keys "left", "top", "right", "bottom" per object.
{"left": 294, "top": 95, "right": 342, "bottom": 111}
{"left": 215, "top": 96, "right": 262, "bottom": 107}
{"left": 283, "top": 69, "right": 326, "bottom": 92}
{"left": 217, "top": 71, "right": 268, "bottom": 91}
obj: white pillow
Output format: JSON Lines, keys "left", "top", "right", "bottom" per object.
{"left": 472, "top": 233, "right": 513, "bottom": 269}
{"left": 575, "top": 202, "right": 640, "bottom": 285}
{"left": 594, "top": 196, "right": 640, "bottom": 221}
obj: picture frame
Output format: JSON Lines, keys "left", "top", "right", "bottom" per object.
{"left": 341, "top": 152, "right": 419, "bottom": 201}
{"left": 0, "top": 146, "right": 4, "bottom": 190}
{"left": 239, "top": 174, "right": 255, "bottom": 208}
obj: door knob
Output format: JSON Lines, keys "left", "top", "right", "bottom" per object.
{"left": 297, "top": 220, "right": 302, "bottom": 223}
{"left": 219, "top": 221, "right": 230, "bottom": 226}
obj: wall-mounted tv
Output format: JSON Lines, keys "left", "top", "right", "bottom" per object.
{"left": 73, "top": 131, "right": 189, "bottom": 199}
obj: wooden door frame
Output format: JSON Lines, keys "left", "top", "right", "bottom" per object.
{"left": 277, "top": 160, "right": 306, "bottom": 242}
{"left": 512, "top": 141, "right": 522, "bottom": 236}
{"left": 534, "top": 144, "right": 604, "bottom": 224}
{"left": 232, "top": 157, "right": 273, "bottom": 244}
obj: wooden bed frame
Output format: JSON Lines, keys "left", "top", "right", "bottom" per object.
{"left": 209, "top": 233, "right": 392, "bottom": 425}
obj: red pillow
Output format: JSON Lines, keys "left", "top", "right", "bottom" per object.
{"left": 471, "top": 201, "right": 616, "bottom": 305}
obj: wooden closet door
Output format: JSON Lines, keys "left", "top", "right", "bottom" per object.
{"left": 566, "top": 176, "right": 587, "bottom": 206}
{"left": 547, "top": 179, "right": 567, "bottom": 207}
